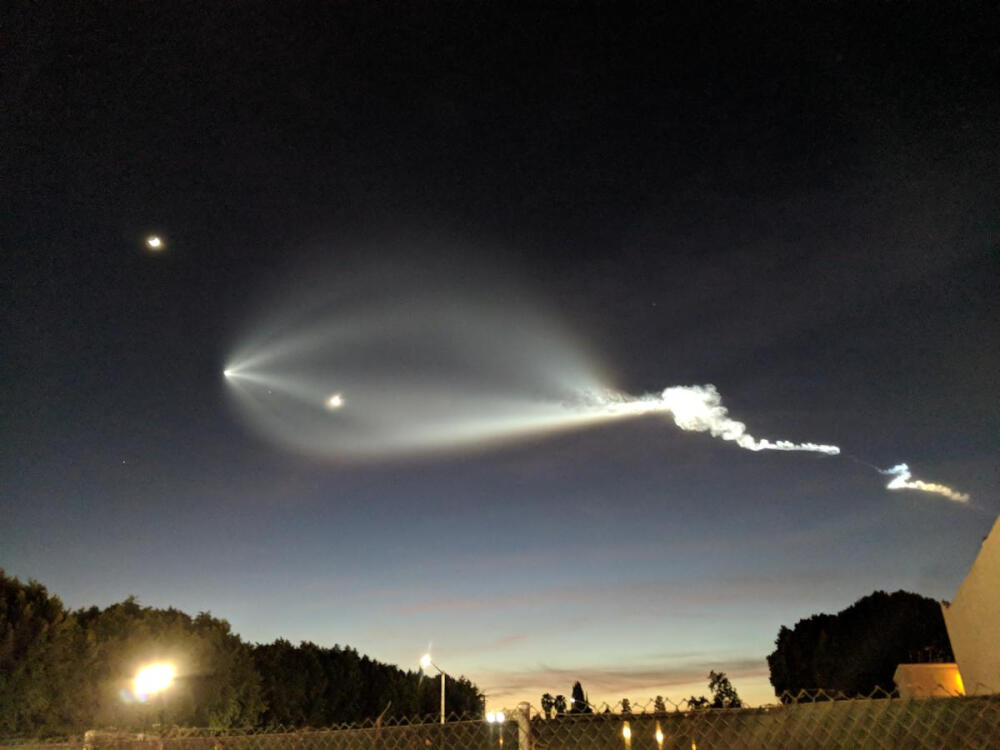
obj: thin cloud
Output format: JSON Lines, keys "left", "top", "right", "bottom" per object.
{"left": 446, "top": 633, "right": 530, "bottom": 658}
{"left": 392, "top": 569, "right": 851, "bottom": 615}
{"left": 479, "top": 657, "right": 768, "bottom": 704}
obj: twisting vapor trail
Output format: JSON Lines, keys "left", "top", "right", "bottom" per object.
{"left": 881, "top": 464, "right": 970, "bottom": 504}
{"left": 583, "top": 385, "right": 840, "bottom": 455}
{"left": 586, "top": 391, "right": 970, "bottom": 502}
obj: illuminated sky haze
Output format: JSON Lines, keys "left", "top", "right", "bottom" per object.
{"left": 3, "top": 3, "right": 998, "bottom": 710}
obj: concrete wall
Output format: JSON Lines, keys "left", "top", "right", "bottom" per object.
{"left": 942, "top": 516, "right": 1000, "bottom": 695}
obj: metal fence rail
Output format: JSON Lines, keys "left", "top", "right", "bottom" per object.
{"left": 5, "top": 693, "right": 999, "bottom": 750}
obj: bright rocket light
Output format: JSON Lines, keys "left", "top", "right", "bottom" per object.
{"left": 325, "top": 393, "right": 344, "bottom": 410}
{"left": 881, "top": 463, "right": 969, "bottom": 503}
{"left": 146, "top": 235, "right": 164, "bottom": 250}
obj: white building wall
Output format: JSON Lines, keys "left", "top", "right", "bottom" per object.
{"left": 942, "top": 516, "right": 1000, "bottom": 695}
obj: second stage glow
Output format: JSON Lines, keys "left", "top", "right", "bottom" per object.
{"left": 881, "top": 463, "right": 969, "bottom": 503}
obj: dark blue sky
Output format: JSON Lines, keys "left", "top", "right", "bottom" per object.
{"left": 3, "top": 2, "right": 998, "bottom": 707}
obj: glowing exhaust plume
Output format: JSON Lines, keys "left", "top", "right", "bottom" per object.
{"left": 222, "top": 260, "right": 838, "bottom": 460}
{"left": 590, "top": 385, "right": 840, "bottom": 455}
{"left": 221, "top": 252, "right": 968, "bottom": 503}
{"left": 881, "top": 463, "right": 970, "bottom": 503}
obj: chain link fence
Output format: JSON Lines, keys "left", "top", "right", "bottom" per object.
{"left": 4, "top": 692, "right": 998, "bottom": 750}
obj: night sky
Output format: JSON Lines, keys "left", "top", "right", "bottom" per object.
{"left": 3, "top": 3, "right": 998, "bottom": 708}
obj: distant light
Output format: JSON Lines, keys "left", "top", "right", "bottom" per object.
{"left": 622, "top": 723, "right": 631, "bottom": 741}
{"left": 420, "top": 653, "right": 433, "bottom": 670}
{"left": 655, "top": 727, "right": 664, "bottom": 744}
{"left": 496, "top": 711, "right": 505, "bottom": 724}
{"left": 486, "top": 712, "right": 496, "bottom": 724}
{"left": 146, "top": 235, "right": 164, "bottom": 250}
{"left": 134, "top": 662, "right": 175, "bottom": 698}
{"left": 326, "top": 393, "right": 344, "bottom": 410}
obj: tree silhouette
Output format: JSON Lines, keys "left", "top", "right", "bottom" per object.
{"left": 767, "top": 590, "right": 953, "bottom": 698}
{"left": 620, "top": 698, "right": 632, "bottom": 715}
{"left": 687, "top": 672, "right": 741, "bottom": 710}
{"left": 540, "top": 693, "right": 555, "bottom": 719}
{"left": 0, "top": 572, "right": 89, "bottom": 736}
{"left": 0, "top": 570, "right": 485, "bottom": 736}
{"left": 708, "top": 671, "right": 742, "bottom": 708}
{"left": 0, "top": 572, "right": 267, "bottom": 735}
{"left": 553, "top": 695, "right": 568, "bottom": 716}
{"left": 570, "top": 682, "right": 592, "bottom": 714}
{"left": 653, "top": 696, "right": 667, "bottom": 713}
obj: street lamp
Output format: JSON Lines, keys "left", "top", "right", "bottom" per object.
{"left": 486, "top": 711, "right": 505, "bottom": 749}
{"left": 420, "top": 653, "right": 447, "bottom": 724}
{"left": 133, "top": 661, "right": 175, "bottom": 731}
{"left": 134, "top": 662, "right": 175, "bottom": 700}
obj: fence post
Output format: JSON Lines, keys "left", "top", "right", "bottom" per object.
{"left": 514, "top": 703, "right": 532, "bottom": 750}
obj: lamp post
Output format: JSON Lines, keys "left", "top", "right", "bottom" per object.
{"left": 134, "top": 662, "right": 176, "bottom": 731}
{"left": 420, "top": 653, "right": 446, "bottom": 724}
{"left": 486, "top": 710, "right": 506, "bottom": 749}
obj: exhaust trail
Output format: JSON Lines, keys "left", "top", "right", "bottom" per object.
{"left": 880, "top": 463, "right": 970, "bottom": 504}
{"left": 586, "top": 385, "right": 840, "bottom": 455}
{"left": 221, "top": 259, "right": 970, "bottom": 504}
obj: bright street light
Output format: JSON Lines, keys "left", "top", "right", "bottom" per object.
{"left": 134, "top": 662, "right": 175, "bottom": 699}
{"left": 420, "top": 653, "right": 446, "bottom": 724}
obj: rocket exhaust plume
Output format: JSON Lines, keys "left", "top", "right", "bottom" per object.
{"left": 586, "top": 385, "right": 840, "bottom": 455}
{"left": 221, "top": 251, "right": 969, "bottom": 503}
{"left": 881, "top": 463, "right": 970, "bottom": 503}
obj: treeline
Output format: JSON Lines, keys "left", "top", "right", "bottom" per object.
{"left": 253, "top": 639, "right": 480, "bottom": 725}
{"left": 0, "top": 572, "right": 482, "bottom": 737}
{"left": 538, "top": 674, "right": 741, "bottom": 717}
{"left": 767, "top": 590, "right": 953, "bottom": 697}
